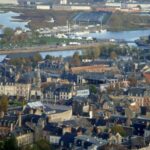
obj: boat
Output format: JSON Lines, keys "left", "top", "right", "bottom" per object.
{"left": 95, "top": 29, "right": 107, "bottom": 34}
{"left": 100, "top": 20, "right": 107, "bottom": 33}
{"left": 100, "top": 29, "right": 107, "bottom": 33}
{"left": 74, "top": 31, "right": 90, "bottom": 35}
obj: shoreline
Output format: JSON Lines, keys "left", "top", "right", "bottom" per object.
{"left": 0, "top": 42, "right": 108, "bottom": 55}
{"left": 1, "top": 8, "right": 150, "bottom": 32}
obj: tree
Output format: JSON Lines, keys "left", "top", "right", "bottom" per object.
{"left": 0, "top": 141, "right": 4, "bottom": 150}
{"left": 0, "top": 95, "right": 8, "bottom": 113}
{"left": 110, "top": 51, "right": 117, "bottom": 60}
{"left": 128, "top": 74, "right": 137, "bottom": 87}
{"left": 3, "top": 27, "right": 14, "bottom": 42}
{"left": 137, "top": 5, "right": 142, "bottom": 10}
{"left": 107, "top": 84, "right": 114, "bottom": 93}
{"left": 89, "top": 85, "right": 97, "bottom": 94}
{"left": 32, "top": 53, "right": 42, "bottom": 63}
{"left": 82, "top": 46, "right": 101, "bottom": 60}
{"left": 111, "top": 125, "right": 126, "bottom": 137}
{"left": 72, "top": 52, "right": 81, "bottom": 66}
{"left": 36, "top": 140, "right": 52, "bottom": 150}
{"left": 93, "top": 46, "right": 101, "bottom": 60}
{"left": 45, "top": 55, "right": 53, "bottom": 60}
{"left": 4, "top": 135, "right": 18, "bottom": 150}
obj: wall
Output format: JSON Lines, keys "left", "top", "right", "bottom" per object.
{"left": 48, "top": 109, "right": 72, "bottom": 122}
{"left": 36, "top": 5, "right": 51, "bottom": 10}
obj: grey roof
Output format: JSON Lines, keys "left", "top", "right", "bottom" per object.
{"left": 12, "top": 126, "right": 33, "bottom": 136}
{"left": 60, "top": 118, "right": 92, "bottom": 128}
{"left": 6, "top": 52, "right": 37, "bottom": 59}
{"left": 128, "top": 87, "right": 146, "bottom": 96}
{"left": 75, "top": 135, "right": 108, "bottom": 146}
{"left": 55, "top": 84, "right": 73, "bottom": 93}
{"left": 0, "top": 116, "right": 18, "bottom": 127}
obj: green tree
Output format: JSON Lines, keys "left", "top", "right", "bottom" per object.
{"left": 36, "top": 140, "right": 52, "bottom": 150}
{"left": 4, "top": 136, "right": 18, "bottom": 150}
{"left": 0, "top": 141, "right": 4, "bottom": 150}
{"left": 45, "top": 55, "right": 53, "bottom": 60}
{"left": 89, "top": 85, "right": 97, "bottom": 94}
{"left": 137, "top": 5, "right": 142, "bottom": 10}
{"left": 3, "top": 27, "right": 14, "bottom": 42}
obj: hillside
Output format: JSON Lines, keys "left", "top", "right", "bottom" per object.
{"left": 107, "top": 11, "right": 150, "bottom": 31}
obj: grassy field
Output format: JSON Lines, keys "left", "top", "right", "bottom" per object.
{"left": 0, "top": 35, "right": 90, "bottom": 49}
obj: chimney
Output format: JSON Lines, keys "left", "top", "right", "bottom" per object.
{"left": 18, "top": 112, "right": 22, "bottom": 127}
{"left": 0, "top": 111, "right": 4, "bottom": 118}
{"left": 89, "top": 105, "right": 94, "bottom": 119}
{"left": 10, "top": 123, "right": 13, "bottom": 132}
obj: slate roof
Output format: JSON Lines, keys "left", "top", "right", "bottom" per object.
{"left": 60, "top": 133, "right": 76, "bottom": 148}
{"left": 60, "top": 118, "right": 92, "bottom": 128}
{"left": 12, "top": 126, "right": 33, "bottom": 136}
{"left": 44, "top": 123, "right": 62, "bottom": 136}
{"left": 55, "top": 84, "right": 73, "bottom": 93}
{"left": 22, "top": 114, "right": 41, "bottom": 124}
{"left": 0, "top": 116, "right": 18, "bottom": 127}
{"left": 6, "top": 52, "right": 36, "bottom": 59}
{"left": 109, "top": 115, "right": 127, "bottom": 124}
{"left": 128, "top": 87, "right": 146, "bottom": 97}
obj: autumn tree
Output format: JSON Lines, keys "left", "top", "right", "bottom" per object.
{"left": 32, "top": 53, "right": 42, "bottom": 62}
{"left": 107, "top": 84, "right": 114, "bottom": 93}
{"left": 0, "top": 95, "right": 8, "bottom": 113}
{"left": 128, "top": 74, "right": 137, "bottom": 87}
{"left": 22, "top": 140, "right": 53, "bottom": 150}
{"left": 72, "top": 51, "right": 81, "bottom": 66}
{"left": 91, "top": 46, "right": 101, "bottom": 60}
{"left": 111, "top": 125, "right": 126, "bottom": 137}
{"left": 83, "top": 46, "right": 101, "bottom": 60}
{"left": 110, "top": 51, "right": 117, "bottom": 60}
{"left": 102, "top": 144, "right": 128, "bottom": 150}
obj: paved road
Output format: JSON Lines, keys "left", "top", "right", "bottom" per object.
{"left": 0, "top": 42, "right": 107, "bottom": 55}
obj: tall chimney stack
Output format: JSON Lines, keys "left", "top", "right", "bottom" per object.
{"left": 18, "top": 112, "right": 22, "bottom": 127}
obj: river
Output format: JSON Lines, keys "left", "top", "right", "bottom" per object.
{"left": 0, "top": 29, "right": 150, "bottom": 61}
{"left": 84, "top": 29, "right": 150, "bottom": 41}
{"left": 0, "top": 11, "right": 29, "bottom": 31}
{"left": 0, "top": 11, "right": 150, "bottom": 61}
